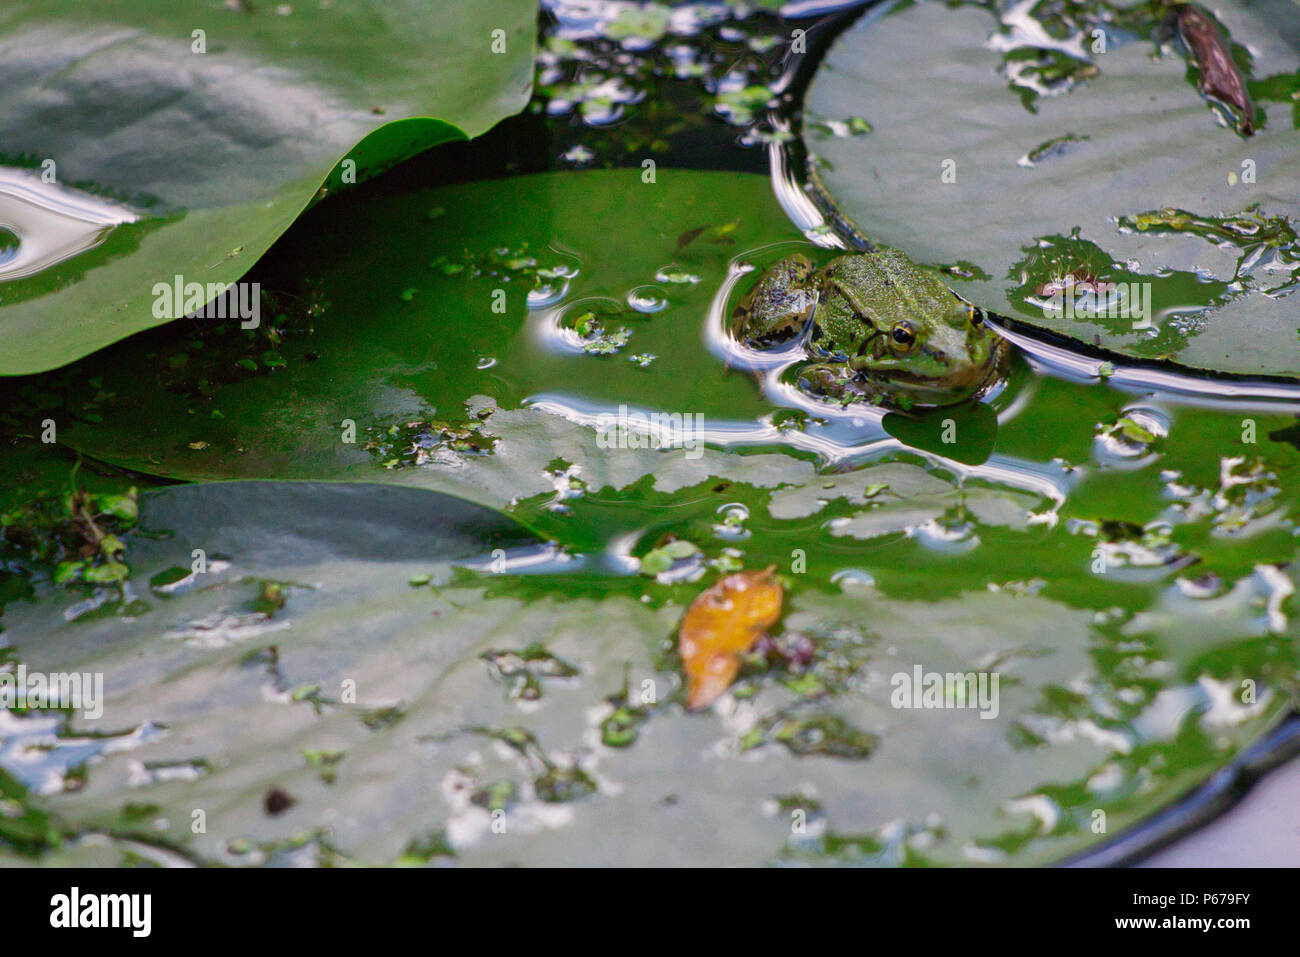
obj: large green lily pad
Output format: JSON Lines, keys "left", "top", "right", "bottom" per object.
{"left": 0, "top": 480, "right": 1293, "bottom": 866}
{"left": 804, "top": 0, "right": 1300, "bottom": 377}
{"left": 0, "top": 0, "right": 537, "bottom": 374}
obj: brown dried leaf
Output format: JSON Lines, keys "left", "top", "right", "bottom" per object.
{"left": 1178, "top": 4, "right": 1256, "bottom": 136}
{"left": 678, "top": 567, "right": 783, "bottom": 710}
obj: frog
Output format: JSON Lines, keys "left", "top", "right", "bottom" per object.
{"left": 729, "top": 246, "right": 1007, "bottom": 408}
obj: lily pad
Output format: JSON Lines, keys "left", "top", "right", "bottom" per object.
{"left": 0, "top": 0, "right": 538, "bottom": 374}
{"left": 804, "top": 0, "right": 1300, "bottom": 377}
{"left": 46, "top": 170, "right": 809, "bottom": 509}
{"left": 0, "top": 480, "right": 1294, "bottom": 865}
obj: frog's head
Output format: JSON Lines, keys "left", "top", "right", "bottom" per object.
{"left": 812, "top": 248, "right": 1007, "bottom": 407}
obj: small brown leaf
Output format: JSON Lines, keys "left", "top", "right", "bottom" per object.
{"left": 1178, "top": 4, "right": 1256, "bottom": 136}
{"left": 675, "top": 225, "right": 707, "bottom": 253}
{"left": 679, "top": 567, "right": 783, "bottom": 710}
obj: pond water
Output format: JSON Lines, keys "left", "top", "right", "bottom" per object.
{"left": 0, "top": 0, "right": 1297, "bottom": 866}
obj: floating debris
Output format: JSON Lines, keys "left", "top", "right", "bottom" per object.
{"left": 678, "top": 567, "right": 783, "bottom": 710}
{"left": 1177, "top": 3, "right": 1256, "bottom": 135}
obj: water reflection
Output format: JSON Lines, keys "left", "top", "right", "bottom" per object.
{"left": 0, "top": 168, "right": 137, "bottom": 281}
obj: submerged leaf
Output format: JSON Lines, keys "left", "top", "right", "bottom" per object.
{"left": 679, "top": 567, "right": 783, "bottom": 710}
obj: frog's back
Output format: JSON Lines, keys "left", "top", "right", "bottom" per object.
{"left": 820, "top": 247, "right": 957, "bottom": 318}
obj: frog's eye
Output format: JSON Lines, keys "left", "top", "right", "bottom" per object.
{"left": 969, "top": 306, "right": 984, "bottom": 327}
{"left": 890, "top": 321, "right": 917, "bottom": 351}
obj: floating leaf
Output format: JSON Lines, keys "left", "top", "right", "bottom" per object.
{"left": 640, "top": 539, "right": 701, "bottom": 577}
{"left": 1178, "top": 3, "right": 1256, "bottom": 135}
{"left": 679, "top": 568, "right": 784, "bottom": 710}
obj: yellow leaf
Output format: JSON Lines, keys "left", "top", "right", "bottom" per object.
{"left": 679, "top": 567, "right": 783, "bottom": 711}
